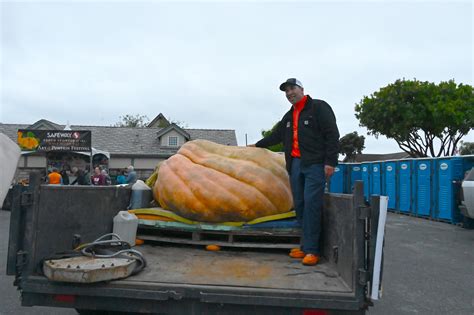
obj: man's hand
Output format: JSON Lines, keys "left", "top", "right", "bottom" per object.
{"left": 324, "top": 165, "right": 335, "bottom": 180}
{"left": 247, "top": 144, "right": 256, "bottom": 147}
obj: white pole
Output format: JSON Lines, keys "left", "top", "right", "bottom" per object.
{"left": 371, "top": 195, "right": 388, "bottom": 300}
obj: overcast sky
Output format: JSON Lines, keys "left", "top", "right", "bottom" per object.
{"left": 1, "top": 0, "right": 472, "bottom": 153}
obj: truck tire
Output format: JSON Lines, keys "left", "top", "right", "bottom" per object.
{"left": 462, "top": 216, "right": 474, "bottom": 229}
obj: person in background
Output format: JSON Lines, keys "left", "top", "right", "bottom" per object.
{"left": 60, "top": 168, "right": 70, "bottom": 185}
{"left": 101, "top": 169, "right": 112, "bottom": 185}
{"left": 46, "top": 168, "right": 62, "bottom": 185}
{"left": 116, "top": 169, "right": 127, "bottom": 184}
{"left": 70, "top": 167, "right": 91, "bottom": 185}
{"left": 91, "top": 167, "right": 106, "bottom": 186}
{"left": 126, "top": 165, "right": 137, "bottom": 184}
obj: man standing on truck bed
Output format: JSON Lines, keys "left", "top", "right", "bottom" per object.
{"left": 250, "top": 78, "right": 340, "bottom": 266}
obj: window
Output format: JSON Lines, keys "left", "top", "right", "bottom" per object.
{"left": 168, "top": 136, "right": 178, "bottom": 146}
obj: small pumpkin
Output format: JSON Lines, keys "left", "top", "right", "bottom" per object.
{"left": 205, "top": 244, "right": 221, "bottom": 251}
{"left": 153, "top": 140, "right": 293, "bottom": 222}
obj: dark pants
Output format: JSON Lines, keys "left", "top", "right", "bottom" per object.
{"left": 290, "top": 158, "right": 325, "bottom": 255}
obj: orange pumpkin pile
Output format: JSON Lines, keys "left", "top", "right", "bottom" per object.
{"left": 17, "top": 131, "right": 40, "bottom": 150}
{"left": 152, "top": 140, "right": 293, "bottom": 223}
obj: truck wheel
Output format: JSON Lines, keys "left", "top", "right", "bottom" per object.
{"left": 462, "top": 216, "right": 474, "bottom": 229}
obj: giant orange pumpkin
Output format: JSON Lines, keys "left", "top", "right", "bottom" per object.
{"left": 153, "top": 140, "right": 293, "bottom": 222}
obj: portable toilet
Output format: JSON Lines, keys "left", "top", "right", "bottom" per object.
{"left": 414, "top": 158, "right": 435, "bottom": 217}
{"left": 383, "top": 161, "right": 397, "bottom": 210}
{"left": 398, "top": 159, "right": 414, "bottom": 213}
{"left": 435, "top": 157, "right": 464, "bottom": 223}
{"left": 329, "top": 163, "right": 346, "bottom": 193}
{"left": 361, "top": 163, "right": 371, "bottom": 201}
{"left": 347, "top": 163, "right": 362, "bottom": 193}
{"left": 371, "top": 162, "right": 382, "bottom": 196}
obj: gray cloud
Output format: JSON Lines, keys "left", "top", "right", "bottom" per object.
{"left": 1, "top": 1, "right": 472, "bottom": 152}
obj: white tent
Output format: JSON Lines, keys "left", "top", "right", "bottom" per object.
{"left": 0, "top": 133, "right": 21, "bottom": 206}
{"left": 20, "top": 147, "right": 110, "bottom": 159}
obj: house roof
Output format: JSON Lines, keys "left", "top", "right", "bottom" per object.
{"left": 27, "top": 119, "right": 62, "bottom": 130}
{"left": 147, "top": 113, "right": 170, "bottom": 128}
{"left": 352, "top": 152, "right": 411, "bottom": 162}
{"left": 0, "top": 122, "right": 238, "bottom": 156}
{"left": 156, "top": 123, "right": 191, "bottom": 140}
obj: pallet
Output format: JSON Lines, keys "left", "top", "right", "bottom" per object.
{"left": 137, "top": 225, "right": 301, "bottom": 249}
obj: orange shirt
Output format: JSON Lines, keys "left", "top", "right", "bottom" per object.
{"left": 48, "top": 172, "right": 62, "bottom": 184}
{"left": 291, "top": 95, "right": 308, "bottom": 158}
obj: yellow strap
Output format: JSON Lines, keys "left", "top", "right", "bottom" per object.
{"left": 129, "top": 208, "right": 196, "bottom": 225}
{"left": 245, "top": 211, "right": 296, "bottom": 225}
{"left": 128, "top": 208, "right": 295, "bottom": 226}
{"left": 135, "top": 214, "right": 175, "bottom": 221}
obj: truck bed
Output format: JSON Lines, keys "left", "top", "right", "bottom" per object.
{"left": 125, "top": 244, "right": 351, "bottom": 293}
{"left": 8, "top": 175, "right": 375, "bottom": 313}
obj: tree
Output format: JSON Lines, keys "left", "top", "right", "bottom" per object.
{"left": 459, "top": 141, "right": 474, "bottom": 155}
{"left": 355, "top": 79, "right": 474, "bottom": 157}
{"left": 339, "top": 131, "right": 365, "bottom": 162}
{"left": 261, "top": 122, "right": 283, "bottom": 152}
{"left": 167, "top": 117, "right": 189, "bottom": 128}
{"left": 114, "top": 114, "right": 150, "bottom": 127}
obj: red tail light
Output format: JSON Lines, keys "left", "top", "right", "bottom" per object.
{"left": 303, "top": 310, "right": 329, "bottom": 315}
{"left": 53, "top": 294, "right": 76, "bottom": 303}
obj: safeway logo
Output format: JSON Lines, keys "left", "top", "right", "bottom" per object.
{"left": 72, "top": 132, "right": 80, "bottom": 139}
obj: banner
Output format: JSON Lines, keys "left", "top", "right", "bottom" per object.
{"left": 17, "top": 130, "right": 92, "bottom": 152}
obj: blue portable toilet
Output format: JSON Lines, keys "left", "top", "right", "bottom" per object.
{"left": 414, "top": 158, "right": 435, "bottom": 217}
{"left": 347, "top": 163, "right": 362, "bottom": 193}
{"left": 383, "top": 161, "right": 397, "bottom": 210}
{"left": 329, "top": 163, "right": 346, "bottom": 193}
{"left": 371, "top": 162, "right": 382, "bottom": 196}
{"left": 435, "top": 157, "right": 464, "bottom": 222}
{"left": 398, "top": 159, "right": 414, "bottom": 213}
{"left": 361, "top": 163, "right": 371, "bottom": 201}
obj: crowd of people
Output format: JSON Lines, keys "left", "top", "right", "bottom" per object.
{"left": 45, "top": 165, "right": 138, "bottom": 186}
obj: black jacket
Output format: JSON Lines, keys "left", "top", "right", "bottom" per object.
{"left": 71, "top": 170, "right": 91, "bottom": 185}
{"left": 256, "top": 95, "right": 340, "bottom": 172}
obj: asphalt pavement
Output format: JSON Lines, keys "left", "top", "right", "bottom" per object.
{"left": 1, "top": 209, "right": 473, "bottom": 315}
{"left": 370, "top": 213, "right": 474, "bottom": 314}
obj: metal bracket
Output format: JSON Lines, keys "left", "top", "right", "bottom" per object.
{"left": 16, "top": 250, "right": 28, "bottom": 269}
{"left": 358, "top": 206, "right": 371, "bottom": 220}
{"left": 332, "top": 246, "right": 339, "bottom": 264}
{"left": 161, "top": 290, "right": 183, "bottom": 300}
{"left": 14, "top": 250, "right": 28, "bottom": 287}
{"left": 20, "top": 192, "right": 34, "bottom": 206}
{"left": 358, "top": 268, "right": 368, "bottom": 286}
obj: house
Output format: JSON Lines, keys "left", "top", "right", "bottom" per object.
{"left": 350, "top": 152, "right": 411, "bottom": 162}
{"left": 0, "top": 114, "right": 238, "bottom": 182}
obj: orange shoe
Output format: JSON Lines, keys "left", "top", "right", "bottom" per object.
{"left": 302, "top": 254, "right": 320, "bottom": 266}
{"left": 289, "top": 249, "right": 305, "bottom": 258}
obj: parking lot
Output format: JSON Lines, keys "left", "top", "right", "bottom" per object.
{"left": 1, "top": 209, "right": 473, "bottom": 315}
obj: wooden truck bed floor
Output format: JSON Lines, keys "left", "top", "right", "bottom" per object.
{"left": 123, "top": 244, "right": 352, "bottom": 293}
